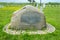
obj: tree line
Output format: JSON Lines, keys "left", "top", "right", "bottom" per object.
{"left": 0, "top": 0, "right": 60, "bottom": 6}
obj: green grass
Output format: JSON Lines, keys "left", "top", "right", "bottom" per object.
{"left": 0, "top": 5, "right": 60, "bottom": 40}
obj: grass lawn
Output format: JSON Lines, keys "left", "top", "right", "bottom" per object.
{"left": 0, "top": 5, "right": 60, "bottom": 40}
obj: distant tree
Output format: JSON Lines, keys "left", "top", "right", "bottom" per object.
{"left": 28, "top": 0, "right": 35, "bottom": 3}
{"left": 28, "top": 0, "right": 36, "bottom": 6}
{"left": 33, "top": 0, "right": 35, "bottom": 3}
{"left": 32, "top": 0, "right": 36, "bottom": 6}
{"left": 28, "top": 0, "right": 31, "bottom": 3}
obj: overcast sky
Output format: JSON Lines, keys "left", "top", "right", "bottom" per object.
{"left": 0, "top": 0, "right": 60, "bottom": 3}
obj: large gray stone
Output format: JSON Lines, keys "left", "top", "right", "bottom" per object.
{"left": 9, "top": 5, "right": 46, "bottom": 30}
